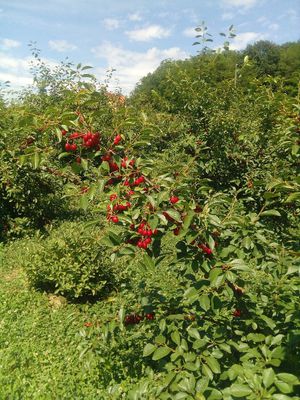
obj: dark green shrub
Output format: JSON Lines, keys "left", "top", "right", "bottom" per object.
{"left": 5, "top": 221, "right": 114, "bottom": 299}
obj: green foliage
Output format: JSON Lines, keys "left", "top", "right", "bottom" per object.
{"left": 4, "top": 221, "right": 115, "bottom": 299}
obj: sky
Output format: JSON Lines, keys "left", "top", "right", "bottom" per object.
{"left": 0, "top": 0, "right": 299, "bottom": 95}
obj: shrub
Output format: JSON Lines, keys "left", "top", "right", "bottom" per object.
{"left": 5, "top": 221, "right": 114, "bottom": 299}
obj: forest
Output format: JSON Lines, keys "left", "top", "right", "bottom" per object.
{"left": 0, "top": 37, "right": 299, "bottom": 399}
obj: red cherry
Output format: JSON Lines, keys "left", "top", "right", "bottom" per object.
{"left": 102, "top": 153, "right": 112, "bottom": 162}
{"left": 76, "top": 157, "right": 81, "bottom": 164}
{"left": 145, "top": 313, "right": 155, "bottom": 320}
{"left": 109, "top": 162, "right": 119, "bottom": 172}
{"left": 65, "top": 143, "right": 72, "bottom": 152}
{"left": 198, "top": 244, "right": 213, "bottom": 255}
{"left": 173, "top": 227, "right": 180, "bottom": 236}
{"left": 233, "top": 309, "right": 242, "bottom": 317}
{"left": 110, "top": 194, "right": 118, "bottom": 201}
{"left": 61, "top": 129, "right": 67, "bottom": 136}
{"left": 170, "top": 196, "right": 179, "bottom": 204}
{"left": 111, "top": 216, "right": 119, "bottom": 223}
{"left": 135, "top": 315, "right": 143, "bottom": 323}
{"left": 113, "top": 134, "right": 122, "bottom": 145}
{"left": 69, "top": 132, "right": 80, "bottom": 139}
{"left": 70, "top": 143, "right": 77, "bottom": 151}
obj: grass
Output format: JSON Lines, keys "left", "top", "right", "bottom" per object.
{"left": 0, "top": 260, "right": 121, "bottom": 399}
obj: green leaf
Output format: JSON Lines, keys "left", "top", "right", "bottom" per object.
{"left": 272, "top": 395, "right": 296, "bottom": 400}
{"left": 80, "top": 194, "right": 89, "bottom": 210}
{"left": 157, "top": 212, "right": 168, "bottom": 225}
{"left": 118, "top": 246, "right": 136, "bottom": 256}
{"left": 55, "top": 127, "right": 62, "bottom": 142}
{"left": 171, "top": 331, "right": 181, "bottom": 345}
{"left": 187, "top": 328, "right": 200, "bottom": 340}
{"left": 32, "top": 152, "right": 41, "bottom": 169}
{"left": 143, "top": 343, "right": 157, "bottom": 357}
{"left": 107, "top": 230, "right": 122, "bottom": 245}
{"left": 58, "top": 152, "right": 70, "bottom": 159}
{"left": 230, "top": 384, "right": 252, "bottom": 397}
{"left": 193, "top": 339, "right": 208, "bottom": 350}
{"left": 276, "top": 373, "right": 299, "bottom": 385}
{"left": 208, "top": 235, "right": 215, "bottom": 251}
{"left": 286, "top": 265, "right": 300, "bottom": 275}
{"left": 205, "top": 356, "right": 221, "bottom": 374}
{"left": 263, "top": 368, "right": 275, "bottom": 388}
{"left": 209, "top": 268, "right": 224, "bottom": 287}
{"left": 142, "top": 254, "right": 155, "bottom": 270}
{"left": 260, "top": 315, "right": 276, "bottom": 330}
{"left": 202, "top": 364, "right": 213, "bottom": 380}
{"left": 242, "top": 237, "right": 252, "bottom": 250}
{"left": 207, "top": 389, "right": 222, "bottom": 400}
{"left": 183, "top": 210, "right": 195, "bottom": 231}
{"left": 274, "top": 381, "right": 293, "bottom": 394}
{"left": 165, "top": 209, "right": 182, "bottom": 223}
{"left": 199, "top": 294, "right": 210, "bottom": 311}
{"left": 229, "top": 259, "right": 250, "bottom": 271}
{"left": 146, "top": 195, "right": 156, "bottom": 208}
{"left": 152, "top": 346, "right": 171, "bottom": 361}
{"left": 80, "top": 158, "right": 88, "bottom": 171}
{"left": 261, "top": 210, "right": 281, "bottom": 217}
{"left": 285, "top": 192, "right": 300, "bottom": 203}
{"left": 118, "top": 307, "right": 125, "bottom": 323}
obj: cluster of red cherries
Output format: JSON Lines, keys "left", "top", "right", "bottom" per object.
{"left": 63, "top": 130, "right": 100, "bottom": 152}
{"left": 135, "top": 221, "right": 158, "bottom": 249}
{"left": 124, "top": 312, "right": 155, "bottom": 325}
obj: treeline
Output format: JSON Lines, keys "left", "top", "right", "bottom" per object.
{"left": 132, "top": 40, "right": 300, "bottom": 106}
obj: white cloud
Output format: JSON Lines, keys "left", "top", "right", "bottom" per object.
{"left": 0, "top": 72, "right": 32, "bottom": 87}
{"left": 0, "top": 52, "right": 60, "bottom": 92}
{"left": 222, "top": 0, "right": 258, "bottom": 8}
{"left": 48, "top": 40, "right": 77, "bottom": 52}
{"left": 103, "top": 18, "right": 120, "bottom": 30}
{"left": 0, "top": 52, "right": 32, "bottom": 90}
{"left": 0, "top": 38, "right": 21, "bottom": 49}
{"left": 182, "top": 27, "right": 196, "bottom": 38}
{"left": 269, "top": 23, "right": 279, "bottom": 31}
{"left": 257, "top": 17, "right": 280, "bottom": 31}
{"left": 128, "top": 12, "right": 142, "bottom": 21}
{"left": 91, "top": 42, "right": 187, "bottom": 93}
{"left": 230, "top": 31, "right": 266, "bottom": 50}
{"left": 221, "top": 12, "right": 235, "bottom": 20}
{"left": 125, "top": 25, "right": 171, "bottom": 42}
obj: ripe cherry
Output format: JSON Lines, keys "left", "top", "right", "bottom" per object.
{"left": 170, "top": 196, "right": 179, "bottom": 204}
{"left": 110, "top": 193, "right": 118, "bottom": 201}
{"left": 198, "top": 243, "right": 213, "bottom": 255}
{"left": 65, "top": 143, "right": 72, "bottom": 152}
{"left": 76, "top": 157, "right": 81, "bottom": 164}
{"left": 113, "top": 134, "right": 122, "bottom": 145}
{"left": 111, "top": 216, "right": 119, "bottom": 223}
{"left": 70, "top": 143, "right": 77, "bottom": 151}
{"left": 145, "top": 313, "right": 155, "bottom": 320}
{"left": 233, "top": 309, "right": 242, "bottom": 317}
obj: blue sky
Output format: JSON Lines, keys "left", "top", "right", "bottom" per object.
{"left": 0, "top": 0, "right": 299, "bottom": 94}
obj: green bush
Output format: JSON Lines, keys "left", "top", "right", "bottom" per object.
{"left": 5, "top": 221, "right": 114, "bottom": 299}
